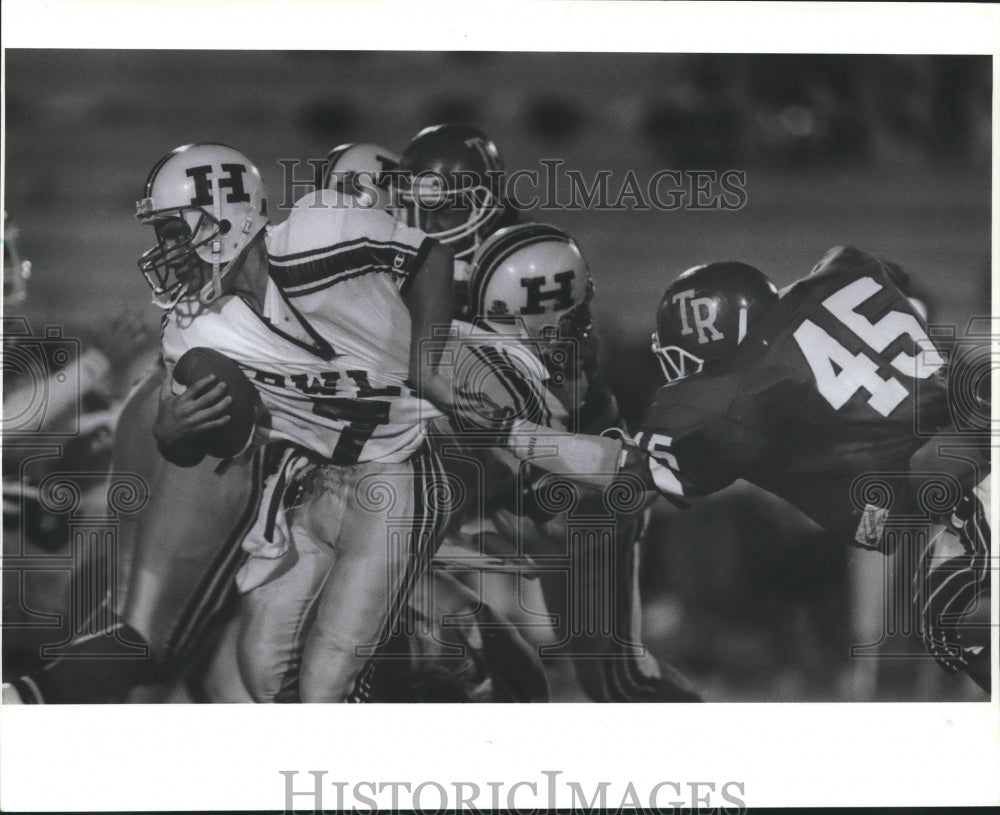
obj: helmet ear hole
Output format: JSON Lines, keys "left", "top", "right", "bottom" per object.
{"left": 218, "top": 219, "right": 232, "bottom": 235}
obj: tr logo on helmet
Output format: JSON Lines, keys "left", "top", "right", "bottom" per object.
{"left": 670, "top": 289, "right": 726, "bottom": 345}
{"left": 651, "top": 261, "right": 778, "bottom": 383}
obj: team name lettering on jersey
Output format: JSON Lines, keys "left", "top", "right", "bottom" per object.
{"left": 251, "top": 368, "right": 403, "bottom": 399}
{"left": 163, "top": 191, "right": 440, "bottom": 463}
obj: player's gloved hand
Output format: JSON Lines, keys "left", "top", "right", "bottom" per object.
{"left": 922, "top": 625, "right": 969, "bottom": 674}
{"left": 601, "top": 427, "right": 645, "bottom": 475}
{"left": 915, "top": 552, "right": 982, "bottom": 674}
{"left": 153, "top": 374, "right": 231, "bottom": 454}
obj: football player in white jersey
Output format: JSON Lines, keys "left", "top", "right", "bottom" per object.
{"left": 138, "top": 142, "right": 457, "bottom": 703}
{"left": 428, "top": 222, "right": 701, "bottom": 702}
{"left": 5, "top": 142, "right": 456, "bottom": 705}
{"left": 178, "top": 141, "right": 538, "bottom": 704}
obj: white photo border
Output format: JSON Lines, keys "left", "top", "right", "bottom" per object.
{"left": 1, "top": 1, "right": 998, "bottom": 810}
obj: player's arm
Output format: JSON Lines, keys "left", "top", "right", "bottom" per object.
{"left": 502, "top": 403, "right": 728, "bottom": 501}
{"left": 501, "top": 428, "right": 691, "bottom": 497}
{"left": 401, "top": 239, "right": 456, "bottom": 411}
{"left": 475, "top": 377, "right": 623, "bottom": 488}
{"left": 152, "top": 374, "right": 231, "bottom": 466}
{"left": 499, "top": 429, "right": 625, "bottom": 489}
{"left": 435, "top": 337, "right": 619, "bottom": 486}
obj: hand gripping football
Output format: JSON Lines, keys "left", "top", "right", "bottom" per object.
{"left": 173, "top": 347, "right": 262, "bottom": 458}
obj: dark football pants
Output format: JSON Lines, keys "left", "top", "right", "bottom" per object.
{"left": 534, "top": 506, "right": 701, "bottom": 703}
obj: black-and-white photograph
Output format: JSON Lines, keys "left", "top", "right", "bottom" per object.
{"left": 1, "top": 1, "right": 997, "bottom": 811}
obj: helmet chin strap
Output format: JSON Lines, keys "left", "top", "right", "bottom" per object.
{"left": 198, "top": 216, "right": 267, "bottom": 305}
{"left": 201, "top": 257, "right": 224, "bottom": 305}
{"left": 202, "top": 174, "right": 226, "bottom": 303}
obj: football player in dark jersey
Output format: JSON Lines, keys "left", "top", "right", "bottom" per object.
{"left": 382, "top": 126, "right": 695, "bottom": 701}
{"left": 642, "top": 247, "right": 990, "bottom": 690}
{"left": 389, "top": 123, "right": 519, "bottom": 319}
{"left": 640, "top": 248, "right": 950, "bottom": 543}
{"left": 512, "top": 245, "right": 989, "bottom": 693}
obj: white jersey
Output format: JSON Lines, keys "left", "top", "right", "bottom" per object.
{"left": 438, "top": 319, "right": 570, "bottom": 438}
{"left": 162, "top": 190, "right": 443, "bottom": 463}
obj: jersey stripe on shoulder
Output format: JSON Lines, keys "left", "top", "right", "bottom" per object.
{"left": 269, "top": 238, "right": 423, "bottom": 296}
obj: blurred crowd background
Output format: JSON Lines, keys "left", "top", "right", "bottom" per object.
{"left": 3, "top": 50, "right": 991, "bottom": 701}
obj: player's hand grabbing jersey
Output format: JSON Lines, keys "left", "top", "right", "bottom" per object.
{"left": 162, "top": 191, "right": 443, "bottom": 464}
{"left": 628, "top": 245, "right": 952, "bottom": 546}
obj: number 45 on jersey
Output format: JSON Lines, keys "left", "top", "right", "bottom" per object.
{"left": 793, "top": 276, "right": 945, "bottom": 417}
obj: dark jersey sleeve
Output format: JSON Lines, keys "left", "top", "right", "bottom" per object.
{"left": 630, "top": 373, "right": 778, "bottom": 499}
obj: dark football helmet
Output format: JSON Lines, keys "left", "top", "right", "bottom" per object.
{"left": 651, "top": 261, "right": 778, "bottom": 383}
{"left": 391, "top": 123, "right": 506, "bottom": 261}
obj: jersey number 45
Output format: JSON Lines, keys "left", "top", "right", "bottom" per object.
{"left": 792, "top": 276, "right": 945, "bottom": 417}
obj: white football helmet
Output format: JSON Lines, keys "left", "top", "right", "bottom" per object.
{"left": 136, "top": 143, "right": 269, "bottom": 308}
{"left": 319, "top": 142, "right": 399, "bottom": 210}
{"left": 469, "top": 223, "right": 593, "bottom": 340}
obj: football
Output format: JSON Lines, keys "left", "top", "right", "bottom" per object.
{"left": 173, "top": 347, "right": 262, "bottom": 458}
